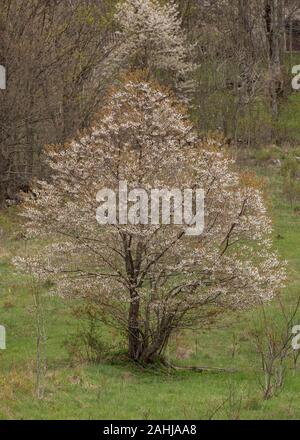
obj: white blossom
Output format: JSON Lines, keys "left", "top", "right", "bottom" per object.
{"left": 15, "top": 79, "right": 285, "bottom": 361}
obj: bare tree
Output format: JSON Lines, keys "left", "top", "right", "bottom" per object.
{"left": 0, "top": 0, "right": 116, "bottom": 206}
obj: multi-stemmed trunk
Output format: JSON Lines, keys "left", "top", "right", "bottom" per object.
{"left": 125, "top": 237, "right": 172, "bottom": 363}
{"left": 127, "top": 296, "right": 171, "bottom": 363}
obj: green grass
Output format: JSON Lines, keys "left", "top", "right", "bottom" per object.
{"left": 1, "top": 169, "right": 300, "bottom": 420}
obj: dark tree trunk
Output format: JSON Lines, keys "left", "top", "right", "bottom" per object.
{"left": 128, "top": 292, "right": 142, "bottom": 360}
{"left": 264, "top": 0, "right": 284, "bottom": 119}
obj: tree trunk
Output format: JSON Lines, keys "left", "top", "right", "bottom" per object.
{"left": 139, "top": 333, "right": 169, "bottom": 364}
{"left": 128, "top": 293, "right": 142, "bottom": 360}
{"left": 264, "top": 0, "right": 284, "bottom": 120}
{"left": 127, "top": 296, "right": 171, "bottom": 363}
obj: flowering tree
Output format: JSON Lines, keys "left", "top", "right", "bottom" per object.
{"left": 15, "top": 76, "right": 285, "bottom": 363}
{"left": 103, "top": 0, "right": 193, "bottom": 91}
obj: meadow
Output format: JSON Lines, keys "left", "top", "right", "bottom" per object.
{"left": 1, "top": 166, "right": 300, "bottom": 420}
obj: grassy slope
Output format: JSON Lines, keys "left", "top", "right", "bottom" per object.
{"left": 3, "top": 56, "right": 300, "bottom": 422}
{"left": 0, "top": 169, "right": 300, "bottom": 420}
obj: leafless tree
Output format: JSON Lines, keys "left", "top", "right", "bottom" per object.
{"left": 0, "top": 0, "right": 116, "bottom": 205}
